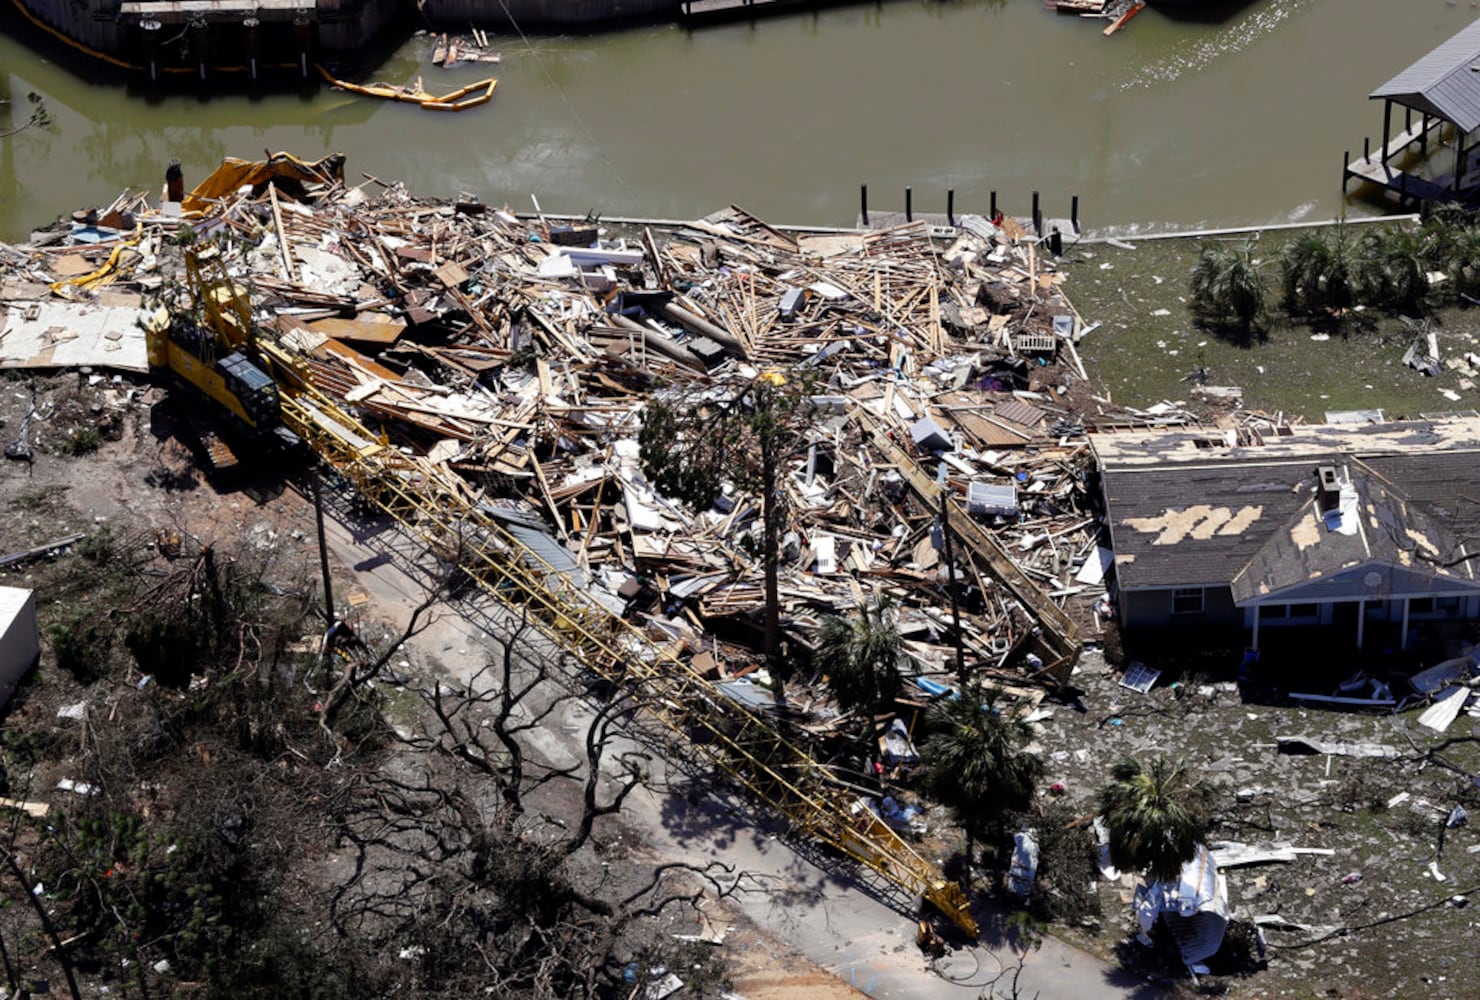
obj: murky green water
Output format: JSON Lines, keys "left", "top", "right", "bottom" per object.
{"left": 0, "top": 0, "right": 1475, "bottom": 241}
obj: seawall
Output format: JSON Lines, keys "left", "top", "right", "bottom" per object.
{"left": 9, "top": 0, "right": 685, "bottom": 76}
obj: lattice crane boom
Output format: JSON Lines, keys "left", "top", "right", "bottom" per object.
{"left": 251, "top": 335, "right": 978, "bottom": 936}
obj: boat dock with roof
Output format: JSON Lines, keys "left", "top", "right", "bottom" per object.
{"left": 1345, "top": 18, "right": 1480, "bottom": 209}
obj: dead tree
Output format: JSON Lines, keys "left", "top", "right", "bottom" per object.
{"left": 329, "top": 610, "right": 757, "bottom": 998}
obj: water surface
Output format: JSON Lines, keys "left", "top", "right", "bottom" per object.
{"left": 1, "top": 0, "right": 1474, "bottom": 241}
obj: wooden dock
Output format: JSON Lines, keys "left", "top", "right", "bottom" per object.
{"left": 1344, "top": 119, "right": 1480, "bottom": 206}
{"left": 1344, "top": 159, "right": 1462, "bottom": 205}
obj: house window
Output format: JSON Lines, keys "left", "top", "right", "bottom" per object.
{"left": 1408, "top": 597, "right": 1435, "bottom": 615}
{"left": 1172, "top": 588, "right": 1205, "bottom": 615}
{"left": 1437, "top": 596, "right": 1463, "bottom": 615}
{"left": 1258, "top": 603, "right": 1319, "bottom": 624}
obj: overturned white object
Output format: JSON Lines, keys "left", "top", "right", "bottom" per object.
{"left": 1135, "top": 845, "right": 1229, "bottom": 969}
{"left": 1008, "top": 829, "right": 1039, "bottom": 898}
{"left": 1418, "top": 686, "right": 1472, "bottom": 735}
{"left": 0, "top": 588, "right": 40, "bottom": 711}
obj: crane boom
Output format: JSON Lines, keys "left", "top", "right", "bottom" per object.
{"left": 252, "top": 337, "right": 978, "bottom": 935}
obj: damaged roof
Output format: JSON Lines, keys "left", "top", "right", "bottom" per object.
{"left": 1100, "top": 460, "right": 1313, "bottom": 590}
{"left": 1229, "top": 462, "right": 1480, "bottom": 605}
{"left": 1094, "top": 417, "right": 1480, "bottom": 597}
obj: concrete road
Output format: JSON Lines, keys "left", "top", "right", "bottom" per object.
{"left": 620, "top": 772, "right": 1163, "bottom": 1000}
{"left": 319, "top": 505, "right": 1164, "bottom": 1000}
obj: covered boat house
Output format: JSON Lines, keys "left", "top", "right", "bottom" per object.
{"left": 1345, "top": 18, "right": 1480, "bottom": 208}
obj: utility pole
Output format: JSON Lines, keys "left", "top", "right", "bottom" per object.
{"left": 939, "top": 487, "right": 966, "bottom": 685}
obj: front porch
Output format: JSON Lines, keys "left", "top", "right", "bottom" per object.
{"left": 1246, "top": 595, "right": 1477, "bottom": 655}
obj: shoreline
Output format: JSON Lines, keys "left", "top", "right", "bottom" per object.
{"left": 522, "top": 209, "right": 1421, "bottom": 244}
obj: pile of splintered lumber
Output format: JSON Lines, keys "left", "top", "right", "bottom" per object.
{"left": 1, "top": 154, "right": 1195, "bottom": 722}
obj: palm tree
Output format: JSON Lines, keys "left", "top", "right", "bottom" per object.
{"left": 1279, "top": 231, "right": 1330, "bottom": 315}
{"left": 816, "top": 597, "right": 903, "bottom": 725}
{"left": 1421, "top": 203, "right": 1475, "bottom": 282}
{"left": 1279, "top": 228, "right": 1362, "bottom": 318}
{"left": 1189, "top": 241, "right": 1268, "bottom": 337}
{"left": 922, "top": 685, "right": 1044, "bottom": 873}
{"left": 1098, "top": 756, "right": 1215, "bottom": 884}
{"left": 1446, "top": 224, "right": 1480, "bottom": 301}
{"left": 1357, "top": 224, "right": 1434, "bottom": 313}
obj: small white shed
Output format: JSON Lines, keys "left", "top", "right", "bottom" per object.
{"left": 0, "top": 587, "right": 40, "bottom": 709}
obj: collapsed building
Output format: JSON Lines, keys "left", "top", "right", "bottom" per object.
{"left": 2, "top": 152, "right": 1119, "bottom": 699}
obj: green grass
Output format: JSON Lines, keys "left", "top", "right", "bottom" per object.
{"left": 1062, "top": 228, "right": 1480, "bottom": 421}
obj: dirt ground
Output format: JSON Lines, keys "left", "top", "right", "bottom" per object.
{"left": 723, "top": 921, "right": 867, "bottom": 1000}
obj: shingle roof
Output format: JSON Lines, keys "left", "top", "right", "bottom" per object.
{"left": 1371, "top": 18, "right": 1480, "bottom": 134}
{"left": 1228, "top": 464, "right": 1477, "bottom": 604}
{"left": 1094, "top": 419, "right": 1480, "bottom": 598}
{"left": 1101, "top": 460, "right": 1315, "bottom": 591}
{"left": 1361, "top": 453, "right": 1480, "bottom": 556}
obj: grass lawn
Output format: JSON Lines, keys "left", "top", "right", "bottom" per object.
{"left": 1060, "top": 225, "right": 1480, "bottom": 422}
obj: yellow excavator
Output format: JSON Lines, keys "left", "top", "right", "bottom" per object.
{"left": 144, "top": 245, "right": 300, "bottom": 470}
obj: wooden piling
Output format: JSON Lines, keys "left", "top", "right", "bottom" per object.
{"left": 1071, "top": 194, "right": 1079, "bottom": 233}
{"left": 905, "top": 186, "right": 912, "bottom": 223}
{"left": 860, "top": 184, "right": 869, "bottom": 226}
{"left": 1382, "top": 99, "right": 1391, "bottom": 164}
{"left": 947, "top": 189, "right": 954, "bottom": 227}
{"left": 990, "top": 190, "right": 997, "bottom": 220}
{"left": 1032, "top": 190, "right": 1041, "bottom": 237}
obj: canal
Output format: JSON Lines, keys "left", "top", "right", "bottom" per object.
{"left": 0, "top": 0, "right": 1475, "bottom": 242}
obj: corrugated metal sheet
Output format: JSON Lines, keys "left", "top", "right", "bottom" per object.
{"left": 994, "top": 398, "right": 1046, "bottom": 429}
{"left": 1371, "top": 18, "right": 1480, "bottom": 133}
{"left": 484, "top": 507, "right": 625, "bottom": 617}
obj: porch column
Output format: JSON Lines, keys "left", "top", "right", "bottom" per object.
{"left": 1356, "top": 599, "right": 1366, "bottom": 651}
{"left": 1456, "top": 129, "right": 1466, "bottom": 194}
{"left": 1251, "top": 605, "right": 1261, "bottom": 652}
{"left": 1401, "top": 598, "right": 1411, "bottom": 651}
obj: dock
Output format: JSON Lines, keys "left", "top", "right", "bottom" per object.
{"left": 1343, "top": 118, "right": 1480, "bottom": 206}
{"left": 854, "top": 184, "right": 1081, "bottom": 241}
{"left": 858, "top": 212, "right": 1080, "bottom": 243}
{"left": 1345, "top": 18, "right": 1480, "bottom": 209}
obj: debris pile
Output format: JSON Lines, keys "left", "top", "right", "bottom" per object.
{"left": 0, "top": 152, "right": 1148, "bottom": 716}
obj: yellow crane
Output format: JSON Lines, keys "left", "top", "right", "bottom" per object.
{"left": 170, "top": 249, "right": 979, "bottom": 937}
{"left": 143, "top": 246, "right": 300, "bottom": 467}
